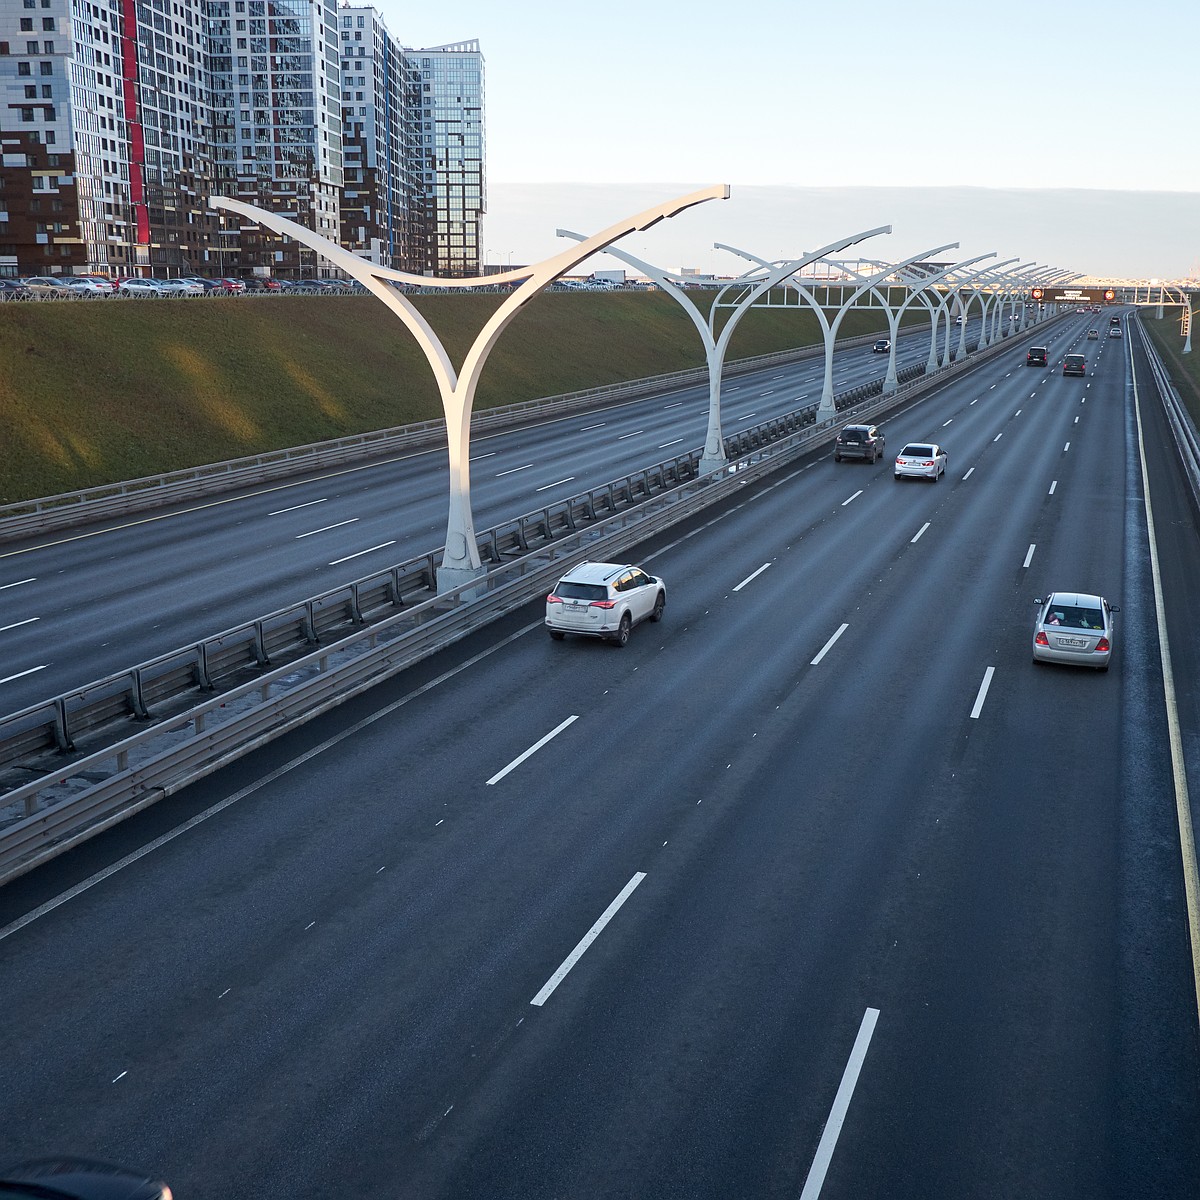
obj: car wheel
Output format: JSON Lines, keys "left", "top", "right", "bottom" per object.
{"left": 1098, "top": 663, "right": 1109, "bottom": 673}
{"left": 870, "top": 449, "right": 878, "bottom": 464}
{"left": 549, "top": 629, "right": 565, "bottom": 641}
{"left": 834, "top": 453, "right": 841, "bottom": 462}
{"left": 612, "top": 613, "right": 631, "bottom": 647}
{"left": 650, "top": 592, "right": 665, "bottom": 623}
{"left": 894, "top": 474, "right": 902, "bottom": 481}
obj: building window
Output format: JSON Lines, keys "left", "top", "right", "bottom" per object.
{"left": 39, "top": 60, "right": 51, "bottom": 74}
{"left": 25, "top": 84, "right": 37, "bottom": 98}
{"left": 42, "top": 17, "right": 55, "bottom": 30}
{"left": 27, "top": 41, "right": 40, "bottom": 54}
{"left": 21, "top": 19, "right": 34, "bottom": 31}
{"left": 21, "top": 107, "right": 34, "bottom": 122}
{"left": 18, "top": 61, "right": 30, "bottom": 75}
{"left": 42, "top": 40, "right": 54, "bottom": 53}
{"left": 44, "top": 130, "right": 55, "bottom": 144}
{"left": 41, "top": 83, "right": 51, "bottom": 97}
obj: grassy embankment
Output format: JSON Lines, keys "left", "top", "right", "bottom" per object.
{"left": 0, "top": 290, "right": 909, "bottom": 504}
{"left": 1141, "top": 299, "right": 1200, "bottom": 426}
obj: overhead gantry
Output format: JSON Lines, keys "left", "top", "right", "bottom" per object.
{"left": 209, "top": 186, "right": 729, "bottom": 592}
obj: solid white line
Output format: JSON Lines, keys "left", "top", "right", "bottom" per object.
{"left": 295, "top": 517, "right": 358, "bottom": 539}
{"left": 1049, "top": 480, "right": 1058, "bottom": 495}
{"left": 963, "top": 467, "right": 975, "bottom": 480}
{"left": 0, "top": 617, "right": 39, "bottom": 633}
{"left": 969, "top": 666, "right": 995, "bottom": 720}
{"left": 810, "top": 623, "right": 849, "bottom": 666}
{"left": 268, "top": 498, "right": 326, "bottom": 515}
{"left": 1023, "top": 543, "right": 1036, "bottom": 568}
{"left": 911, "top": 522, "right": 930, "bottom": 544}
{"left": 798, "top": 1007, "right": 881, "bottom": 1200}
{"left": 535, "top": 477, "right": 575, "bottom": 493}
{"left": 993, "top": 432, "right": 1003, "bottom": 442}
{"left": 530, "top": 872, "right": 647, "bottom": 1007}
{"left": 580, "top": 423, "right": 606, "bottom": 431}
{"left": 617, "top": 430, "right": 644, "bottom": 440}
{"left": 0, "top": 578, "right": 36, "bottom": 591}
{"left": 658, "top": 439, "right": 684, "bottom": 449}
{"left": 971, "top": 397, "right": 980, "bottom": 404}
{"left": 1064, "top": 442, "right": 1071, "bottom": 452}
{"left": 496, "top": 463, "right": 532, "bottom": 477}
{"left": 841, "top": 490, "right": 863, "bottom": 507}
{"left": 470, "top": 451, "right": 496, "bottom": 461}
{"left": 733, "top": 563, "right": 771, "bottom": 592}
{"left": 487, "top": 715, "right": 579, "bottom": 786}
{"left": 662, "top": 401, "right": 683, "bottom": 409}
{"left": 942, "top": 419, "right": 952, "bottom": 427}
{"left": 329, "top": 540, "right": 395, "bottom": 565}
{"left": 0, "top": 665, "right": 46, "bottom": 685}
{"left": 738, "top": 412, "right": 757, "bottom": 421}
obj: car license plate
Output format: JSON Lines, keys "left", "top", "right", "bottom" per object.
{"left": 1059, "top": 637, "right": 1087, "bottom": 647}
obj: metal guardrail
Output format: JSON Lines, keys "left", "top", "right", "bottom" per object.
{"left": 0, "top": 327, "right": 901, "bottom": 540}
{"left": 1136, "top": 316, "right": 1200, "bottom": 517}
{"left": 0, "top": 317, "right": 1063, "bottom": 886}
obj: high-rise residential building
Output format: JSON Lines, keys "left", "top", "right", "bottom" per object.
{"left": 409, "top": 38, "right": 483, "bottom": 277}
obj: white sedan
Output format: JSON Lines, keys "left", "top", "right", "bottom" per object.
{"left": 157, "top": 278, "right": 205, "bottom": 295}
{"left": 118, "top": 278, "right": 163, "bottom": 296}
{"left": 894, "top": 442, "right": 948, "bottom": 482}
{"left": 61, "top": 278, "right": 112, "bottom": 296}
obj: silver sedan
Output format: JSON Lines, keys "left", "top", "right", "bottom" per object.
{"left": 894, "top": 442, "right": 947, "bottom": 482}
{"left": 1032, "top": 592, "right": 1118, "bottom": 671}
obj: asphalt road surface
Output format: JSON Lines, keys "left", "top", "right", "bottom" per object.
{"left": 0, "top": 311, "right": 1196, "bottom": 1198}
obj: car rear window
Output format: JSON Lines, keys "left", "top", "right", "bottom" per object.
{"left": 1046, "top": 605, "right": 1104, "bottom": 629}
{"left": 556, "top": 582, "right": 607, "bottom": 601}
{"left": 900, "top": 444, "right": 933, "bottom": 457}
{"left": 1065, "top": 355, "right": 1085, "bottom": 364}
{"left": 840, "top": 429, "right": 865, "bottom": 442}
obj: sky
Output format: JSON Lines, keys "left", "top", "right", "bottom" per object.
{"left": 378, "top": 0, "right": 1199, "bottom": 280}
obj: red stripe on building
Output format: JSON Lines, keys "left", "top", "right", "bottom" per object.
{"left": 118, "top": 0, "right": 150, "bottom": 246}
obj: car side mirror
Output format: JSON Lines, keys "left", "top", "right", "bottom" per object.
{"left": 1033, "top": 598, "right": 1043, "bottom": 606}
{"left": 1109, "top": 605, "right": 1120, "bottom": 613}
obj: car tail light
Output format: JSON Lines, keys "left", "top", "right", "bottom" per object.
{"left": 547, "top": 594, "right": 562, "bottom": 604}
{"left": 1035, "top": 631, "right": 1050, "bottom": 646}
{"left": 1096, "top": 637, "right": 1110, "bottom": 652}
{"left": 922, "top": 460, "right": 934, "bottom": 467}
{"left": 591, "top": 599, "right": 616, "bottom": 609}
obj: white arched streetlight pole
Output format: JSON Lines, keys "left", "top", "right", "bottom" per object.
{"left": 210, "top": 186, "right": 729, "bottom": 592}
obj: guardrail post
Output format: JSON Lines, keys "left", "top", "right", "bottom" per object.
{"left": 53, "top": 698, "right": 74, "bottom": 752}
{"left": 303, "top": 601, "right": 317, "bottom": 644}
{"left": 194, "top": 643, "right": 213, "bottom": 690}
{"left": 350, "top": 584, "right": 364, "bottom": 625}
{"left": 129, "top": 668, "right": 150, "bottom": 719}
{"left": 253, "top": 621, "right": 270, "bottom": 666}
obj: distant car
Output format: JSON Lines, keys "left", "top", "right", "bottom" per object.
{"left": 117, "top": 278, "right": 162, "bottom": 296}
{"left": 61, "top": 278, "right": 111, "bottom": 296}
{"left": 1026, "top": 346, "right": 1048, "bottom": 366}
{"left": 243, "top": 277, "right": 283, "bottom": 292}
{"left": 71, "top": 274, "right": 118, "bottom": 293}
{"left": 955, "top": 316, "right": 964, "bottom": 325}
{"left": 179, "top": 276, "right": 224, "bottom": 292}
{"left": 156, "top": 278, "right": 204, "bottom": 295}
{"left": 0, "top": 1156, "right": 172, "bottom": 1199}
{"left": 546, "top": 561, "right": 665, "bottom": 647}
{"left": 872, "top": 338, "right": 890, "bottom": 353}
{"left": 1063, "top": 353, "right": 1086, "bottom": 377}
{"left": 833, "top": 423, "right": 885, "bottom": 463}
{"left": 216, "top": 277, "right": 247, "bottom": 294}
{"left": 0, "top": 279, "right": 33, "bottom": 299}
{"left": 894, "top": 442, "right": 947, "bottom": 482}
{"left": 1108, "top": 326, "right": 1123, "bottom": 338}
{"left": 21, "top": 275, "right": 75, "bottom": 296}
{"left": 1032, "top": 591, "right": 1118, "bottom": 671}
{"left": 1087, "top": 329, "right": 1099, "bottom": 339}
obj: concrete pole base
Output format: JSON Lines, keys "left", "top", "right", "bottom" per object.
{"left": 436, "top": 561, "right": 489, "bottom": 597}
{"left": 699, "top": 452, "right": 731, "bottom": 476}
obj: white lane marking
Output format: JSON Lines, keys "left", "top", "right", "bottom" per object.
{"left": 616, "top": 430, "right": 645, "bottom": 441}
{"left": 530, "top": 872, "right": 647, "bottom": 1007}
{"left": 761, "top": 390, "right": 774, "bottom": 396}
{"left": 963, "top": 467, "right": 975, "bottom": 480}
{"left": 496, "top": 463, "right": 532, "bottom": 477}
{"left": 810, "top": 623, "right": 849, "bottom": 666}
{"left": 1074, "top": 416, "right": 1079, "bottom": 424}
{"left": 1023, "top": 544, "right": 1036, "bottom": 568}
{"left": 842, "top": 490, "right": 863, "bottom": 507}
{"left": 295, "top": 517, "right": 359, "bottom": 539}
{"left": 799, "top": 1007, "right": 881, "bottom": 1200}
{"left": 733, "top": 563, "right": 771, "bottom": 593}
{"left": 1064, "top": 442, "right": 1071, "bottom": 452}
{"left": 488, "top": 715, "right": 579, "bottom": 786}
{"left": 942, "top": 419, "right": 953, "bottom": 427}
{"left": 0, "top": 617, "right": 39, "bottom": 633}
{"left": 993, "top": 432, "right": 1003, "bottom": 442}
{"left": 581, "top": 423, "right": 606, "bottom": 431}
{"left": 1029, "top": 392, "right": 1036, "bottom": 398}
{"left": 662, "top": 401, "right": 683, "bottom": 410}
{"left": 0, "top": 578, "right": 37, "bottom": 591}
{"left": 112, "top": 1071, "right": 128, "bottom": 1084}
{"left": 969, "top": 667, "right": 995, "bottom": 720}
{"left": 1015, "top": 409, "right": 1022, "bottom": 417}
{"left": 911, "top": 522, "right": 930, "bottom": 544}
{"left": 738, "top": 412, "right": 757, "bottom": 421}
{"left": 329, "top": 540, "right": 396, "bottom": 565}
{"left": 0, "top": 617, "right": 550, "bottom": 944}
{"left": 470, "top": 451, "right": 496, "bottom": 461}
{"left": 0, "top": 665, "right": 46, "bottom": 685}
{"left": 1049, "top": 480, "right": 1058, "bottom": 495}
{"left": 658, "top": 439, "right": 684, "bottom": 449}
{"left": 970, "top": 397, "right": 980, "bottom": 405}
{"left": 268, "top": 498, "right": 326, "bottom": 516}
{"left": 535, "top": 477, "right": 575, "bottom": 493}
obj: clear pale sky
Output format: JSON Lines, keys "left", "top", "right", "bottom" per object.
{"left": 379, "top": 0, "right": 1199, "bottom": 279}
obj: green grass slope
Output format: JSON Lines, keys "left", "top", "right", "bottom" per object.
{"left": 1141, "top": 302, "right": 1199, "bottom": 427}
{"left": 0, "top": 290, "right": 902, "bottom": 503}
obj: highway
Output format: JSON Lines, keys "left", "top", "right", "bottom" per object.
{"left": 0, "top": 309, "right": 1196, "bottom": 1197}
{"left": 3, "top": 314, "right": 1017, "bottom": 715}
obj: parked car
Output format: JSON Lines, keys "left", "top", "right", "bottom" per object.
{"left": 156, "top": 278, "right": 205, "bottom": 295}
{"left": 894, "top": 442, "right": 947, "bottom": 482}
{"left": 60, "top": 278, "right": 112, "bottom": 296}
{"left": 546, "top": 561, "right": 665, "bottom": 647}
{"left": 20, "top": 275, "right": 76, "bottom": 296}
{"left": 1063, "top": 353, "right": 1086, "bottom": 377}
{"left": 72, "top": 274, "right": 118, "bottom": 292}
{"left": 243, "top": 277, "right": 283, "bottom": 292}
{"left": 1026, "top": 346, "right": 1048, "bottom": 366}
{"left": 872, "top": 338, "right": 890, "bottom": 354}
{"left": 117, "top": 278, "right": 163, "bottom": 296}
{"left": 0, "top": 279, "right": 33, "bottom": 299}
{"left": 178, "top": 276, "right": 224, "bottom": 292}
{"left": 216, "top": 277, "right": 247, "bottom": 294}
{"left": 833, "top": 424, "right": 886, "bottom": 463}
{"left": 1032, "top": 591, "right": 1118, "bottom": 671}
{"left": 0, "top": 1156, "right": 172, "bottom": 1199}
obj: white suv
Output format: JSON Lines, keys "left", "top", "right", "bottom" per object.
{"left": 546, "top": 562, "right": 666, "bottom": 646}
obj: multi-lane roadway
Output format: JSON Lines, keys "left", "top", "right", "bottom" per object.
{"left": 0, "top": 309, "right": 1197, "bottom": 1197}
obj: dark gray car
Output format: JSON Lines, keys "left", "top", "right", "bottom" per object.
{"left": 833, "top": 424, "right": 885, "bottom": 463}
